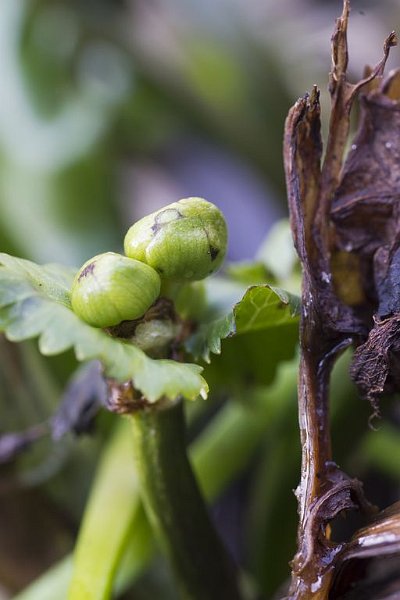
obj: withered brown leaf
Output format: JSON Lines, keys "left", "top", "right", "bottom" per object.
{"left": 331, "top": 70, "right": 400, "bottom": 411}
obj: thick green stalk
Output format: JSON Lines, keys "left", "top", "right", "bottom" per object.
{"left": 130, "top": 400, "right": 242, "bottom": 600}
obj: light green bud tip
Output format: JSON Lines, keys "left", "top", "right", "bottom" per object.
{"left": 71, "top": 252, "right": 161, "bottom": 328}
{"left": 123, "top": 198, "right": 228, "bottom": 282}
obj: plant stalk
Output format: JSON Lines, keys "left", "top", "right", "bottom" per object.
{"left": 130, "top": 399, "right": 242, "bottom": 600}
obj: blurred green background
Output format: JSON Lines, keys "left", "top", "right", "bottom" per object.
{"left": 2, "top": 0, "right": 399, "bottom": 267}
{"left": 1, "top": 0, "right": 400, "bottom": 598}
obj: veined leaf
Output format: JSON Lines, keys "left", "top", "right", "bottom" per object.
{"left": 0, "top": 254, "right": 208, "bottom": 402}
{"left": 186, "top": 279, "right": 300, "bottom": 362}
{"left": 235, "top": 285, "right": 300, "bottom": 333}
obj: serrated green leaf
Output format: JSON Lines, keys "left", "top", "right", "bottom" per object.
{"left": 0, "top": 254, "right": 208, "bottom": 402}
{"left": 186, "top": 280, "right": 300, "bottom": 362}
{"left": 0, "top": 253, "right": 74, "bottom": 306}
{"left": 235, "top": 285, "right": 301, "bottom": 333}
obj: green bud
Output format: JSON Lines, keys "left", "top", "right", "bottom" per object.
{"left": 124, "top": 197, "right": 228, "bottom": 282}
{"left": 71, "top": 252, "right": 161, "bottom": 328}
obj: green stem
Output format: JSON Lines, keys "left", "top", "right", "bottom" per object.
{"left": 159, "top": 279, "right": 185, "bottom": 301}
{"left": 130, "top": 400, "right": 242, "bottom": 600}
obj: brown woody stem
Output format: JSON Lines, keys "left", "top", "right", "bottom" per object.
{"left": 284, "top": 2, "right": 398, "bottom": 598}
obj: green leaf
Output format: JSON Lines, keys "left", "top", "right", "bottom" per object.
{"left": 186, "top": 278, "right": 300, "bottom": 362}
{"left": 0, "top": 253, "right": 74, "bottom": 306}
{"left": 235, "top": 285, "right": 300, "bottom": 333}
{"left": 0, "top": 254, "right": 208, "bottom": 402}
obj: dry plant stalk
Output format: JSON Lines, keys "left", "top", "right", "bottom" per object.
{"left": 284, "top": 1, "right": 400, "bottom": 597}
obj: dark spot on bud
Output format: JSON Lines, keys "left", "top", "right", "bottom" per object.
{"left": 209, "top": 246, "right": 219, "bottom": 261}
{"left": 78, "top": 262, "right": 95, "bottom": 281}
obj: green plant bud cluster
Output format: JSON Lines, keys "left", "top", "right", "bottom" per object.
{"left": 71, "top": 252, "right": 161, "bottom": 328}
{"left": 124, "top": 198, "right": 227, "bottom": 281}
{"left": 71, "top": 198, "right": 227, "bottom": 328}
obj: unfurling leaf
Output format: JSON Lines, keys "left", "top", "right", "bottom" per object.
{"left": 185, "top": 279, "right": 300, "bottom": 362}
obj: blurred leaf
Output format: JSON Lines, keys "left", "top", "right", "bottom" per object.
{"left": 204, "top": 324, "right": 299, "bottom": 391}
{"left": 256, "top": 219, "right": 298, "bottom": 281}
{"left": 246, "top": 434, "right": 299, "bottom": 597}
{"left": 357, "top": 425, "right": 400, "bottom": 480}
{"left": 0, "top": 154, "right": 121, "bottom": 267}
{"left": 191, "top": 360, "right": 298, "bottom": 503}
{"left": 0, "top": 253, "right": 208, "bottom": 402}
{"left": 183, "top": 38, "right": 247, "bottom": 112}
{"left": 20, "top": 3, "right": 78, "bottom": 117}
{"left": 117, "top": 79, "right": 181, "bottom": 152}
{"left": 68, "top": 421, "right": 151, "bottom": 600}
{"left": 14, "top": 556, "right": 72, "bottom": 600}
{"left": 225, "top": 261, "right": 272, "bottom": 285}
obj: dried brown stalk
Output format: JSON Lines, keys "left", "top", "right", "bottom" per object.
{"left": 284, "top": 1, "right": 398, "bottom": 597}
